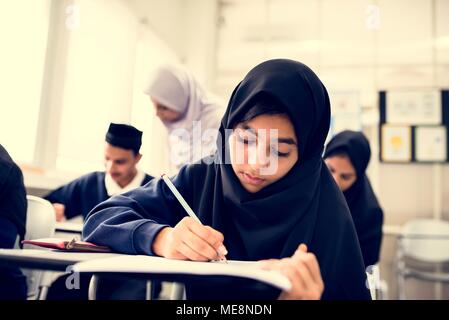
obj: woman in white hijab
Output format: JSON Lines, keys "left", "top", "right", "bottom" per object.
{"left": 144, "top": 64, "right": 225, "bottom": 172}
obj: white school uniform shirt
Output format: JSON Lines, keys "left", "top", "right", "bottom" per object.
{"left": 104, "top": 169, "right": 146, "bottom": 197}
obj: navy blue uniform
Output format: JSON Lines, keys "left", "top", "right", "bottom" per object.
{"left": 44, "top": 171, "right": 156, "bottom": 300}
{"left": 44, "top": 172, "right": 153, "bottom": 219}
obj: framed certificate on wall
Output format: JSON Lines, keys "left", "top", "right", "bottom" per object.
{"left": 415, "top": 126, "right": 447, "bottom": 162}
{"left": 386, "top": 90, "right": 441, "bottom": 125}
{"left": 381, "top": 125, "right": 412, "bottom": 162}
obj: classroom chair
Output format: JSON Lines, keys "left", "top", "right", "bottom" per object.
{"left": 395, "top": 218, "right": 449, "bottom": 299}
{"left": 20, "top": 195, "right": 56, "bottom": 299}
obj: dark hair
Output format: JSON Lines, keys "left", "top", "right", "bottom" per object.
{"left": 128, "top": 147, "right": 140, "bottom": 157}
{"left": 234, "top": 95, "right": 289, "bottom": 128}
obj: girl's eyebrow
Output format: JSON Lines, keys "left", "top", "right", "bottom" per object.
{"left": 240, "top": 124, "right": 255, "bottom": 132}
{"left": 278, "top": 137, "right": 296, "bottom": 145}
{"left": 240, "top": 124, "right": 297, "bottom": 145}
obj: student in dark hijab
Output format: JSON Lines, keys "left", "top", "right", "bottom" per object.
{"left": 0, "top": 144, "right": 27, "bottom": 300}
{"left": 83, "top": 59, "right": 370, "bottom": 300}
{"left": 324, "top": 130, "right": 384, "bottom": 267}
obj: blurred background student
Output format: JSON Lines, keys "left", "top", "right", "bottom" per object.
{"left": 44, "top": 123, "right": 153, "bottom": 221}
{"left": 324, "top": 130, "right": 384, "bottom": 268}
{"left": 144, "top": 64, "right": 225, "bottom": 172}
{"left": 0, "top": 144, "right": 27, "bottom": 300}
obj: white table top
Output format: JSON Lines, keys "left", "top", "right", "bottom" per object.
{"left": 0, "top": 249, "right": 119, "bottom": 271}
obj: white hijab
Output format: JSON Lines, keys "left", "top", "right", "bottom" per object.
{"left": 143, "top": 64, "right": 225, "bottom": 170}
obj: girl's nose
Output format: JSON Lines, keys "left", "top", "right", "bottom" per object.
{"left": 248, "top": 143, "right": 270, "bottom": 169}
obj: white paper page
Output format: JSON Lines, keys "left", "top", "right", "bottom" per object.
{"left": 73, "top": 255, "right": 291, "bottom": 291}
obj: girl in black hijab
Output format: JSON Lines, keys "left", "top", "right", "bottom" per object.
{"left": 84, "top": 59, "right": 370, "bottom": 300}
{"left": 324, "top": 130, "right": 384, "bottom": 268}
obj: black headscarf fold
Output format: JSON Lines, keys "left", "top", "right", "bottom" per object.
{"left": 187, "top": 59, "right": 370, "bottom": 299}
{"left": 324, "top": 130, "right": 384, "bottom": 267}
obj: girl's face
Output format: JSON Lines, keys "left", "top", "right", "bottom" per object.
{"left": 325, "top": 155, "right": 357, "bottom": 191}
{"left": 229, "top": 114, "right": 298, "bottom": 193}
{"left": 151, "top": 97, "right": 183, "bottom": 123}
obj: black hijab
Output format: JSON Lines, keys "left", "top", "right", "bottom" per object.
{"left": 324, "top": 130, "right": 384, "bottom": 267}
{"left": 186, "top": 59, "right": 370, "bottom": 299}
{"left": 0, "top": 144, "right": 27, "bottom": 242}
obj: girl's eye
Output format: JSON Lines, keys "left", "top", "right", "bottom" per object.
{"left": 341, "top": 174, "right": 352, "bottom": 181}
{"left": 277, "top": 151, "right": 290, "bottom": 157}
{"left": 270, "top": 146, "right": 290, "bottom": 158}
{"left": 236, "top": 133, "right": 256, "bottom": 145}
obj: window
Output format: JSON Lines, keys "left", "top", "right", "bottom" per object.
{"left": 56, "top": 0, "right": 138, "bottom": 173}
{"left": 130, "top": 24, "right": 180, "bottom": 176}
{"left": 0, "top": 0, "right": 51, "bottom": 163}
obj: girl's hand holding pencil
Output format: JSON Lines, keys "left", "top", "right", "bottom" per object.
{"left": 152, "top": 217, "right": 227, "bottom": 262}
{"left": 152, "top": 174, "right": 228, "bottom": 262}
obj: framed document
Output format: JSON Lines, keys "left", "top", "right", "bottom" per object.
{"left": 329, "top": 91, "right": 362, "bottom": 136}
{"left": 386, "top": 90, "right": 441, "bottom": 125}
{"left": 330, "top": 91, "right": 360, "bottom": 114}
{"left": 381, "top": 125, "right": 412, "bottom": 162}
{"left": 415, "top": 126, "right": 447, "bottom": 162}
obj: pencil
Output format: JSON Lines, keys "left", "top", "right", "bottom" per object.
{"left": 161, "top": 174, "right": 227, "bottom": 262}
{"left": 161, "top": 174, "right": 201, "bottom": 224}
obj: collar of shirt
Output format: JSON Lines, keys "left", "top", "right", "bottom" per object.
{"left": 104, "top": 169, "right": 145, "bottom": 197}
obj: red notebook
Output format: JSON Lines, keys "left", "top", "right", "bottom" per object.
{"left": 22, "top": 238, "right": 112, "bottom": 253}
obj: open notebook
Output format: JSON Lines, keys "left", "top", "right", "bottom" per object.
{"left": 72, "top": 255, "right": 292, "bottom": 291}
{"left": 22, "top": 238, "right": 112, "bottom": 253}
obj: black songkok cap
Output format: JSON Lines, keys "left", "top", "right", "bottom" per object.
{"left": 105, "top": 123, "right": 143, "bottom": 154}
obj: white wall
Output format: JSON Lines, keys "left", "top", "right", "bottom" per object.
{"left": 180, "top": 0, "right": 219, "bottom": 89}
{"left": 127, "top": 0, "right": 184, "bottom": 56}
{"left": 127, "top": 0, "right": 219, "bottom": 91}
{"left": 56, "top": 0, "right": 139, "bottom": 172}
{"left": 0, "top": 0, "right": 52, "bottom": 163}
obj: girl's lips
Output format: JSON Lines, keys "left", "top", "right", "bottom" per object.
{"left": 241, "top": 172, "right": 265, "bottom": 186}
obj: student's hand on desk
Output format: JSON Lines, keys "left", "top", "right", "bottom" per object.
{"left": 259, "top": 244, "right": 324, "bottom": 300}
{"left": 152, "top": 217, "right": 227, "bottom": 262}
{"left": 53, "top": 203, "right": 66, "bottom": 222}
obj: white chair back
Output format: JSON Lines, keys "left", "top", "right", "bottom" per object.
{"left": 21, "top": 195, "right": 56, "bottom": 298}
{"left": 23, "top": 195, "right": 55, "bottom": 243}
{"left": 400, "top": 219, "right": 449, "bottom": 263}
